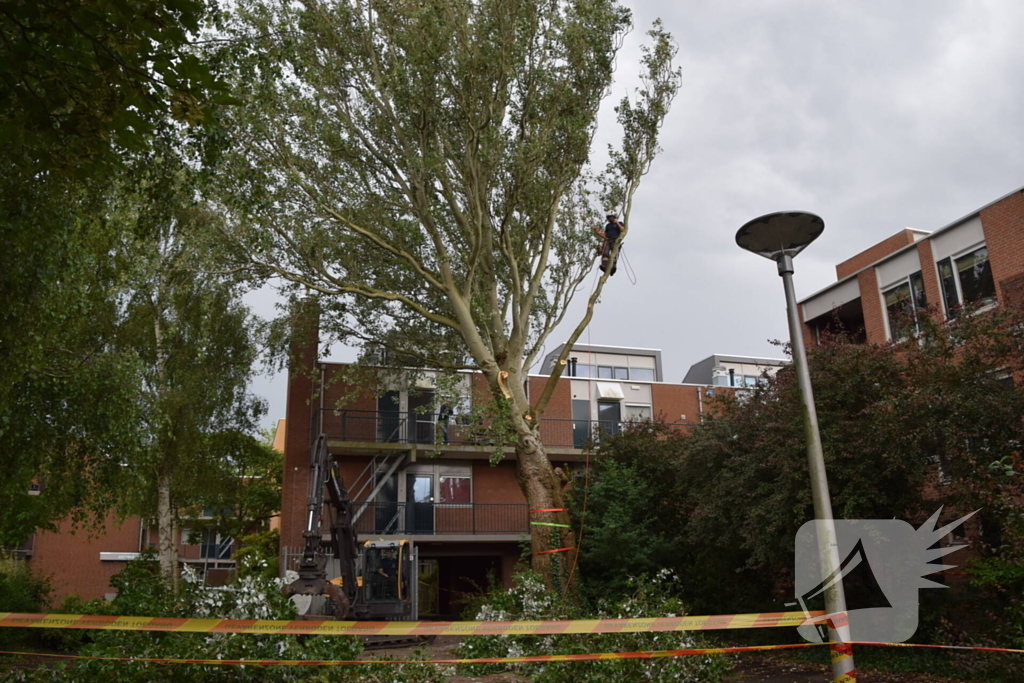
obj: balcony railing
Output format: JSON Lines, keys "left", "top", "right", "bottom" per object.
{"left": 351, "top": 502, "right": 528, "bottom": 535}
{"left": 315, "top": 409, "right": 695, "bottom": 449}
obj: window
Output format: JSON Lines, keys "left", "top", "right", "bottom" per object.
{"left": 201, "top": 506, "right": 232, "bottom": 519}
{"left": 629, "top": 367, "right": 655, "bottom": 381}
{"left": 573, "top": 363, "right": 594, "bottom": 378}
{"left": 613, "top": 367, "right": 629, "bottom": 380}
{"left": 925, "top": 454, "right": 952, "bottom": 487}
{"left": 597, "top": 366, "right": 613, "bottom": 379}
{"left": 597, "top": 401, "right": 621, "bottom": 435}
{"left": 200, "top": 530, "right": 233, "bottom": 559}
{"left": 439, "top": 476, "right": 470, "bottom": 504}
{"left": 623, "top": 404, "right": 651, "bottom": 421}
{"left": 937, "top": 246, "right": 995, "bottom": 318}
{"left": 883, "top": 271, "right": 928, "bottom": 340}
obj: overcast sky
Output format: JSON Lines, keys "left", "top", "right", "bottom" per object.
{"left": 250, "top": 0, "right": 1024, "bottom": 427}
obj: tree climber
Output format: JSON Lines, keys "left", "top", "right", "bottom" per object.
{"left": 591, "top": 213, "right": 625, "bottom": 276}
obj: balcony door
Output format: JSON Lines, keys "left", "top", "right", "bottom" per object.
{"left": 377, "top": 391, "right": 401, "bottom": 442}
{"left": 406, "top": 473, "right": 434, "bottom": 533}
{"left": 572, "top": 399, "right": 590, "bottom": 448}
{"left": 597, "top": 401, "right": 621, "bottom": 436}
{"left": 408, "top": 391, "right": 436, "bottom": 444}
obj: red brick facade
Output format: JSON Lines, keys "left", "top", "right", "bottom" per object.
{"left": 981, "top": 190, "right": 1024, "bottom": 296}
{"left": 835, "top": 228, "right": 920, "bottom": 280}
{"left": 28, "top": 515, "right": 141, "bottom": 601}
{"left": 802, "top": 187, "right": 1024, "bottom": 343}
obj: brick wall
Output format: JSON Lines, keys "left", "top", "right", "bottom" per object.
{"left": 980, "top": 190, "right": 1024, "bottom": 303}
{"left": 28, "top": 514, "right": 141, "bottom": 601}
{"left": 530, "top": 375, "right": 570, "bottom": 419}
{"left": 836, "top": 229, "right": 919, "bottom": 280}
{"left": 280, "top": 303, "right": 320, "bottom": 553}
{"left": 473, "top": 461, "right": 526, "bottom": 504}
{"left": 651, "top": 383, "right": 703, "bottom": 425}
{"left": 915, "top": 239, "right": 943, "bottom": 322}
{"left": 857, "top": 268, "right": 888, "bottom": 343}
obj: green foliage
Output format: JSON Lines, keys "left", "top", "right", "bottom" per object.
{"left": 0, "top": 553, "right": 52, "bottom": 651}
{"left": 185, "top": 433, "right": 283, "bottom": 540}
{"left": 568, "top": 422, "right": 689, "bottom": 601}
{"left": 234, "top": 529, "right": 280, "bottom": 582}
{"left": 458, "top": 570, "right": 731, "bottom": 683}
{"left": 5, "top": 556, "right": 365, "bottom": 683}
{"left": 574, "top": 304, "right": 1024, "bottom": 644}
{"left": 0, "top": 0, "right": 233, "bottom": 173}
{"left": 0, "top": 163, "right": 148, "bottom": 546}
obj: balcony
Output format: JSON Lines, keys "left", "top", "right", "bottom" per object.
{"left": 314, "top": 409, "right": 694, "bottom": 449}
{"left": 351, "top": 502, "right": 528, "bottom": 536}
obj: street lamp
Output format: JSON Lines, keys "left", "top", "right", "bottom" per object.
{"left": 736, "top": 211, "right": 856, "bottom": 683}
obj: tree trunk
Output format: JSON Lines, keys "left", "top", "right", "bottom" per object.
{"left": 511, "top": 412, "right": 578, "bottom": 587}
{"left": 157, "top": 468, "right": 179, "bottom": 593}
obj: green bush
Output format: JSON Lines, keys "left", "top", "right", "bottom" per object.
{"left": 457, "top": 569, "right": 732, "bottom": 683}
{"left": 0, "top": 553, "right": 51, "bottom": 613}
{"left": 0, "top": 552, "right": 52, "bottom": 652}
{"left": 3, "top": 555, "right": 363, "bottom": 682}
{"left": 234, "top": 528, "right": 280, "bottom": 582}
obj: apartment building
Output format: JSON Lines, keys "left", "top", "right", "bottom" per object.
{"left": 682, "top": 354, "right": 788, "bottom": 388}
{"left": 799, "top": 185, "right": 1024, "bottom": 344}
{"left": 279, "top": 327, "right": 729, "bottom": 616}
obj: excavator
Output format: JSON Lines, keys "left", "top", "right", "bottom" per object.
{"left": 285, "top": 434, "right": 417, "bottom": 621}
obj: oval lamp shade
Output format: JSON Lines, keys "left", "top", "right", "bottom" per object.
{"left": 736, "top": 211, "right": 824, "bottom": 260}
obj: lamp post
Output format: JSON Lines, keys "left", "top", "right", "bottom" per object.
{"left": 736, "top": 212, "right": 855, "bottom": 683}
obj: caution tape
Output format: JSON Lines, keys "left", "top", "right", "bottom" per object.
{"left": 2, "top": 641, "right": 1022, "bottom": 667}
{"left": 530, "top": 508, "right": 565, "bottom": 513}
{"left": 530, "top": 522, "right": 572, "bottom": 528}
{"left": 0, "top": 611, "right": 818, "bottom": 636}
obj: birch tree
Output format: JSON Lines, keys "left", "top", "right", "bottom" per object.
{"left": 219, "top": 0, "right": 680, "bottom": 573}
{"left": 113, "top": 146, "right": 265, "bottom": 587}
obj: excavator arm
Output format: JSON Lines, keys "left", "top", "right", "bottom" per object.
{"left": 286, "top": 434, "right": 361, "bottom": 617}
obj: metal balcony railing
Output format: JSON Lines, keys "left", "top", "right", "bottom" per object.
{"left": 351, "top": 502, "right": 527, "bottom": 536}
{"left": 314, "top": 409, "right": 695, "bottom": 449}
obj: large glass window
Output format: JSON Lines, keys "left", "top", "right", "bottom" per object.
{"left": 937, "top": 246, "right": 995, "bottom": 318}
{"left": 439, "top": 476, "right": 470, "bottom": 504}
{"left": 573, "top": 363, "right": 594, "bottom": 378}
{"left": 597, "top": 401, "right": 621, "bottom": 435}
{"left": 624, "top": 404, "right": 651, "bottom": 421}
{"left": 883, "top": 271, "right": 928, "bottom": 340}
{"left": 629, "top": 367, "right": 655, "bottom": 381}
{"left": 200, "top": 530, "right": 233, "bottom": 559}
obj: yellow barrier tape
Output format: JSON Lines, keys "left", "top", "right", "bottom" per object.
{"left": 0, "top": 610, "right": 818, "bottom": 636}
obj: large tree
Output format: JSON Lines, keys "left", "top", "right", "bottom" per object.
{"left": 110, "top": 143, "right": 266, "bottom": 586}
{"left": 217, "top": 0, "right": 680, "bottom": 572}
{"left": 0, "top": 0, "right": 234, "bottom": 544}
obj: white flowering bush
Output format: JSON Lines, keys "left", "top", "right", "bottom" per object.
{"left": 458, "top": 569, "right": 732, "bottom": 683}
{"left": 4, "top": 554, "right": 369, "bottom": 683}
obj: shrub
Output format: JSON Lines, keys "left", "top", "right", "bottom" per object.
{"left": 457, "top": 569, "right": 732, "bottom": 683}
{"left": 5, "top": 555, "right": 364, "bottom": 683}
{"left": 234, "top": 528, "right": 280, "bottom": 582}
{"left": 0, "top": 552, "right": 52, "bottom": 652}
